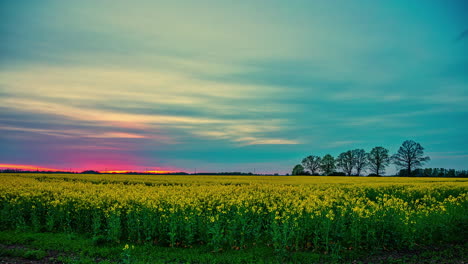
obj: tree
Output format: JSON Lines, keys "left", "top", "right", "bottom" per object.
{"left": 438, "top": 168, "right": 446, "bottom": 177}
{"left": 392, "top": 140, "right": 430, "bottom": 176}
{"left": 367, "top": 146, "right": 390, "bottom": 176}
{"left": 424, "top": 168, "right": 433, "bottom": 177}
{"left": 301, "top": 155, "right": 322, "bottom": 175}
{"left": 352, "top": 149, "right": 368, "bottom": 176}
{"left": 292, "top": 164, "right": 305, "bottom": 175}
{"left": 320, "top": 154, "right": 336, "bottom": 176}
{"left": 81, "top": 170, "right": 100, "bottom": 174}
{"left": 447, "top": 169, "right": 456, "bottom": 177}
{"left": 336, "top": 150, "right": 355, "bottom": 176}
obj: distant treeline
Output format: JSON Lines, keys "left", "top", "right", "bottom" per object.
{"left": 0, "top": 169, "right": 76, "bottom": 174}
{"left": 0, "top": 169, "right": 280, "bottom": 176}
{"left": 191, "top": 172, "right": 280, "bottom": 176}
{"left": 397, "top": 168, "right": 468, "bottom": 177}
{"left": 293, "top": 139, "right": 466, "bottom": 177}
{"left": 0, "top": 169, "right": 188, "bottom": 175}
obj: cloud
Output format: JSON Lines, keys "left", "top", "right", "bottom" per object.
{"left": 430, "top": 154, "right": 468, "bottom": 159}
{"left": 0, "top": 125, "right": 148, "bottom": 139}
{"left": 338, "top": 107, "right": 466, "bottom": 129}
{"left": 324, "top": 141, "right": 361, "bottom": 148}
{"left": 426, "top": 151, "right": 468, "bottom": 160}
{"left": 0, "top": 64, "right": 298, "bottom": 147}
{"left": 235, "top": 137, "right": 300, "bottom": 146}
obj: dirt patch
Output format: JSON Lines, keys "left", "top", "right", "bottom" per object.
{"left": 356, "top": 243, "right": 467, "bottom": 264}
{"left": 0, "top": 244, "right": 63, "bottom": 264}
{"left": 0, "top": 256, "right": 62, "bottom": 264}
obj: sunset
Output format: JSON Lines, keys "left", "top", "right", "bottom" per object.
{"left": 1, "top": 1, "right": 467, "bottom": 263}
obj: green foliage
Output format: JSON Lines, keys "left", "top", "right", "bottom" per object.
{"left": 24, "top": 249, "right": 47, "bottom": 260}
{"left": 291, "top": 164, "right": 305, "bottom": 175}
{"left": 411, "top": 167, "right": 468, "bottom": 177}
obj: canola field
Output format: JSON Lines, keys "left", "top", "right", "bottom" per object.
{"left": 0, "top": 173, "right": 467, "bottom": 255}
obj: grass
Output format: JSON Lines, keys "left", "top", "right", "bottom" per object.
{"left": 0, "top": 230, "right": 466, "bottom": 263}
{"left": 0, "top": 230, "right": 318, "bottom": 263}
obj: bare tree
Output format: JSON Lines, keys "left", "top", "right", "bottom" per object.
{"left": 301, "top": 155, "right": 321, "bottom": 175}
{"left": 336, "top": 150, "right": 355, "bottom": 176}
{"left": 392, "top": 140, "right": 430, "bottom": 176}
{"left": 352, "top": 149, "right": 368, "bottom": 176}
{"left": 367, "top": 146, "right": 390, "bottom": 176}
{"left": 320, "top": 154, "right": 336, "bottom": 176}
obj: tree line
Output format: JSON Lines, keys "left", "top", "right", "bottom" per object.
{"left": 397, "top": 168, "right": 468, "bottom": 177}
{"left": 292, "top": 140, "right": 432, "bottom": 176}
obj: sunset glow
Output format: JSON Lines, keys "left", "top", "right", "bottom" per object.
{"left": 99, "top": 170, "right": 177, "bottom": 174}
{"left": 0, "top": 164, "right": 179, "bottom": 174}
{"left": 0, "top": 164, "right": 60, "bottom": 172}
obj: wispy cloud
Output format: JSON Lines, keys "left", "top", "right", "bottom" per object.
{"left": 0, "top": 65, "right": 298, "bottom": 148}
{"left": 235, "top": 137, "right": 300, "bottom": 146}
{"left": 339, "top": 107, "right": 464, "bottom": 128}
{"left": 0, "top": 126, "right": 148, "bottom": 139}
{"left": 430, "top": 154, "right": 468, "bottom": 160}
{"left": 324, "top": 141, "right": 361, "bottom": 149}
{"left": 426, "top": 151, "right": 468, "bottom": 160}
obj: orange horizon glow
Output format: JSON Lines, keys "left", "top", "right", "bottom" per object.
{"left": 0, "top": 163, "right": 179, "bottom": 174}
{"left": 145, "top": 170, "right": 177, "bottom": 174}
{"left": 99, "top": 170, "right": 177, "bottom": 174}
{"left": 0, "top": 163, "right": 60, "bottom": 171}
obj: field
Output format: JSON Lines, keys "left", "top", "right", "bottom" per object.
{"left": 0, "top": 173, "right": 467, "bottom": 263}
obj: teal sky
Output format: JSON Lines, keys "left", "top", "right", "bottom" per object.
{"left": 1, "top": 0, "right": 467, "bottom": 174}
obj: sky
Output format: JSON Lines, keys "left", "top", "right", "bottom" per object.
{"left": 1, "top": 0, "right": 467, "bottom": 174}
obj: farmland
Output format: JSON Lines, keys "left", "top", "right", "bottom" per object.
{"left": 0, "top": 173, "right": 467, "bottom": 263}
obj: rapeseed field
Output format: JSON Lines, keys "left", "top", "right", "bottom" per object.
{"left": 1, "top": 173, "right": 466, "bottom": 256}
